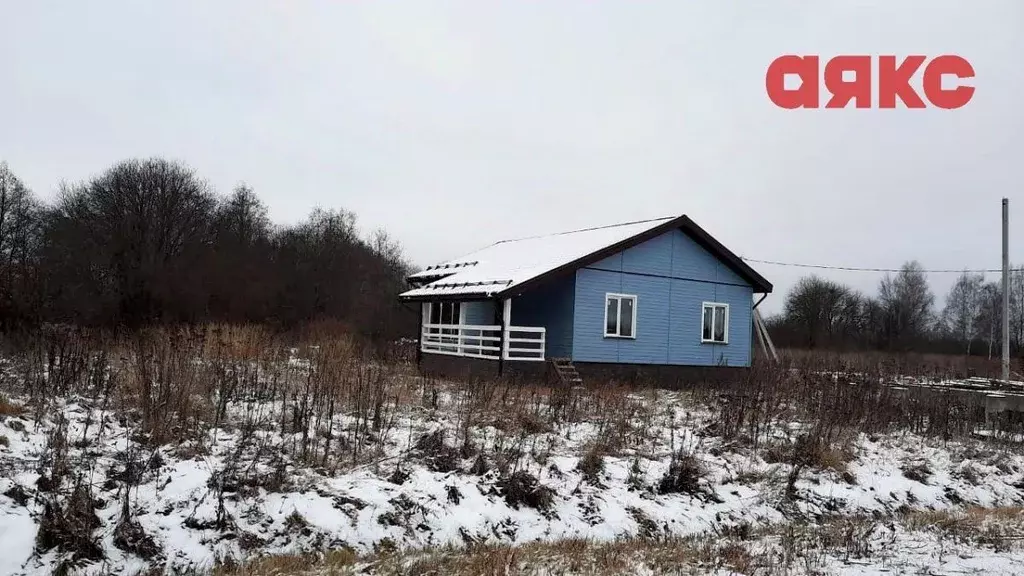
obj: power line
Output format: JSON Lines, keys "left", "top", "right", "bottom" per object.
{"left": 739, "top": 257, "right": 1024, "bottom": 274}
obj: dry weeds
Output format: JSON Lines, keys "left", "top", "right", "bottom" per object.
{"left": 2, "top": 324, "right": 1024, "bottom": 574}
{"left": 0, "top": 392, "right": 24, "bottom": 416}
{"left": 211, "top": 507, "right": 1024, "bottom": 575}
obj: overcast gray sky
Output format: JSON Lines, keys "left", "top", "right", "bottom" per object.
{"left": 2, "top": 1, "right": 1022, "bottom": 313}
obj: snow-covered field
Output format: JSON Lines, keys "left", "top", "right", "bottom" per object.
{"left": 4, "top": 368, "right": 1024, "bottom": 576}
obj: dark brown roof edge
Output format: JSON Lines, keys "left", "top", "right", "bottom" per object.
{"left": 495, "top": 214, "right": 773, "bottom": 299}
{"left": 398, "top": 292, "right": 495, "bottom": 303}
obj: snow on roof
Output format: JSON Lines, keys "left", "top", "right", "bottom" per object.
{"left": 400, "top": 216, "right": 676, "bottom": 300}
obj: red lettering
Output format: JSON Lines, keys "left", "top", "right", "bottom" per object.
{"left": 766, "top": 54, "right": 973, "bottom": 109}
{"left": 765, "top": 55, "right": 819, "bottom": 109}
{"left": 824, "top": 56, "right": 872, "bottom": 108}
{"left": 878, "top": 55, "right": 926, "bottom": 108}
{"left": 923, "top": 55, "right": 975, "bottom": 109}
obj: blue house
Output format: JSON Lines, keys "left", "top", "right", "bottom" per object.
{"left": 399, "top": 215, "right": 772, "bottom": 381}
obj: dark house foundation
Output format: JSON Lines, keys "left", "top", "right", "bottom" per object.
{"left": 418, "top": 352, "right": 750, "bottom": 388}
{"left": 418, "top": 353, "right": 548, "bottom": 383}
{"left": 572, "top": 362, "right": 750, "bottom": 387}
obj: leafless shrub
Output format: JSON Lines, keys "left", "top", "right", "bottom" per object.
{"left": 0, "top": 392, "right": 24, "bottom": 416}
{"left": 126, "top": 327, "right": 218, "bottom": 445}
{"left": 284, "top": 510, "right": 310, "bottom": 531}
{"left": 811, "top": 516, "right": 881, "bottom": 561}
{"left": 4, "top": 483, "right": 29, "bottom": 506}
{"left": 626, "top": 457, "right": 647, "bottom": 492}
{"left": 628, "top": 506, "right": 662, "bottom": 540}
{"left": 902, "top": 461, "right": 932, "bottom": 484}
{"left": 516, "top": 412, "right": 552, "bottom": 435}
{"left": 954, "top": 462, "right": 982, "bottom": 485}
{"left": 113, "top": 517, "right": 162, "bottom": 561}
{"left": 716, "top": 361, "right": 792, "bottom": 445}
{"left": 36, "top": 412, "right": 71, "bottom": 494}
{"left": 35, "top": 480, "right": 104, "bottom": 566}
{"left": 467, "top": 454, "right": 490, "bottom": 476}
{"left": 577, "top": 443, "right": 606, "bottom": 484}
{"left": 388, "top": 465, "right": 410, "bottom": 485}
{"left": 495, "top": 471, "right": 555, "bottom": 513}
{"left": 780, "top": 432, "right": 858, "bottom": 497}
{"left": 414, "top": 429, "right": 462, "bottom": 473}
{"left": 719, "top": 542, "right": 755, "bottom": 573}
{"left": 658, "top": 451, "right": 705, "bottom": 496}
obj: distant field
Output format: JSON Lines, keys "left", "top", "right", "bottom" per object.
{"left": 779, "top": 347, "right": 1022, "bottom": 381}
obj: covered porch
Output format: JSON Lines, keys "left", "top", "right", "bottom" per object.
{"left": 419, "top": 298, "right": 547, "bottom": 361}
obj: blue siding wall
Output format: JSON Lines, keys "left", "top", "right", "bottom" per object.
{"left": 510, "top": 275, "right": 575, "bottom": 358}
{"left": 448, "top": 301, "right": 495, "bottom": 351}
{"left": 462, "top": 301, "right": 495, "bottom": 325}
{"left": 573, "top": 228, "right": 754, "bottom": 367}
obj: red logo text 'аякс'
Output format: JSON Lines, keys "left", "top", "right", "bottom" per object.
{"left": 766, "top": 55, "right": 974, "bottom": 109}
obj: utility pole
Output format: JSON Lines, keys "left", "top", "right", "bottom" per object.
{"left": 1003, "top": 198, "right": 1010, "bottom": 382}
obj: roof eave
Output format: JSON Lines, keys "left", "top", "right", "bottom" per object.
{"left": 398, "top": 292, "right": 497, "bottom": 303}
{"left": 405, "top": 273, "right": 454, "bottom": 286}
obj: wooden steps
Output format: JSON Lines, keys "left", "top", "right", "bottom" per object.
{"left": 550, "top": 357, "right": 583, "bottom": 386}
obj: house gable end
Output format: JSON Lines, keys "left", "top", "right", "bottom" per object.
{"left": 584, "top": 228, "right": 752, "bottom": 287}
{"left": 571, "top": 228, "right": 755, "bottom": 367}
{"left": 500, "top": 215, "right": 770, "bottom": 300}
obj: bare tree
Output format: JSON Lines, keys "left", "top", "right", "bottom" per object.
{"left": 44, "top": 158, "right": 218, "bottom": 325}
{"left": 975, "top": 282, "right": 1004, "bottom": 359}
{"left": 215, "top": 183, "right": 271, "bottom": 245}
{"left": 208, "top": 184, "right": 274, "bottom": 321}
{"left": 0, "top": 157, "right": 414, "bottom": 339}
{"left": 1010, "top": 266, "right": 1024, "bottom": 354}
{"left": 942, "top": 270, "right": 984, "bottom": 354}
{"left": 0, "top": 162, "right": 44, "bottom": 324}
{"left": 782, "top": 276, "right": 860, "bottom": 348}
{"left": 370, "top": 228, "right": 408, "bottom": 276}
{"left": 877, "top": 261, "right": 935, "bottom": 349}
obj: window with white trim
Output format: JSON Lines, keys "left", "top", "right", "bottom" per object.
{"left": 701, "top": 302, "right": 729, "bottom": 344}
{"left": 428, "top": 302, "right": 462, "bottom": 339}
{"left": 429, "top": 302, "right": 462, "bottom": 326}
{"left": 604, "top": 294, "right": 637, "bottom": 338}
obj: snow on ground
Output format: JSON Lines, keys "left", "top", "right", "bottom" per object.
{"left": 3, "top": 386, "right": 1024, "bottom": 575}
{"left": 234, "top": 509, "right": 1024, "bottom": 575}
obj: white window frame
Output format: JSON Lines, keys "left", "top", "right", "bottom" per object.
{"left": 701, "top": 302, "right": 729, "bottom": 344}
{"left": 427, "top": 302, "right": 465, "bottom": 339}
{"left": 427, "top": 301, "right": 464, "bottom": 324}
{"left": 604, "top": 293, "right": 637, "bottom": 339}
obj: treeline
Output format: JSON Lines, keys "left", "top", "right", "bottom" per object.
{"left": 0, "top": 158, "right": 413, "bottom": 340}
{"left": 767, "top": 261, "right": 1024, "bottom": 357}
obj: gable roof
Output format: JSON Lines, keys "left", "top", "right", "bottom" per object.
{"left": 399, "top": 215, "right": 772, "bottom": 301}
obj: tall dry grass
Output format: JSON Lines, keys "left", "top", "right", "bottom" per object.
{"left": 2, "top": 325, "right": 1018, "bottom": 484}
{"left": 214, "top": 506, "right": 1024, "bottom": 576}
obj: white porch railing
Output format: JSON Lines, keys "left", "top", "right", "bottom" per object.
{"left": 421, "top": 323, "right": 502, "bottom": 359}
{"left": 504, "top": 326, "right": 546, "bottom": 361}
{"left": 421, "top": 323, "right": 546, "bottom": 361}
